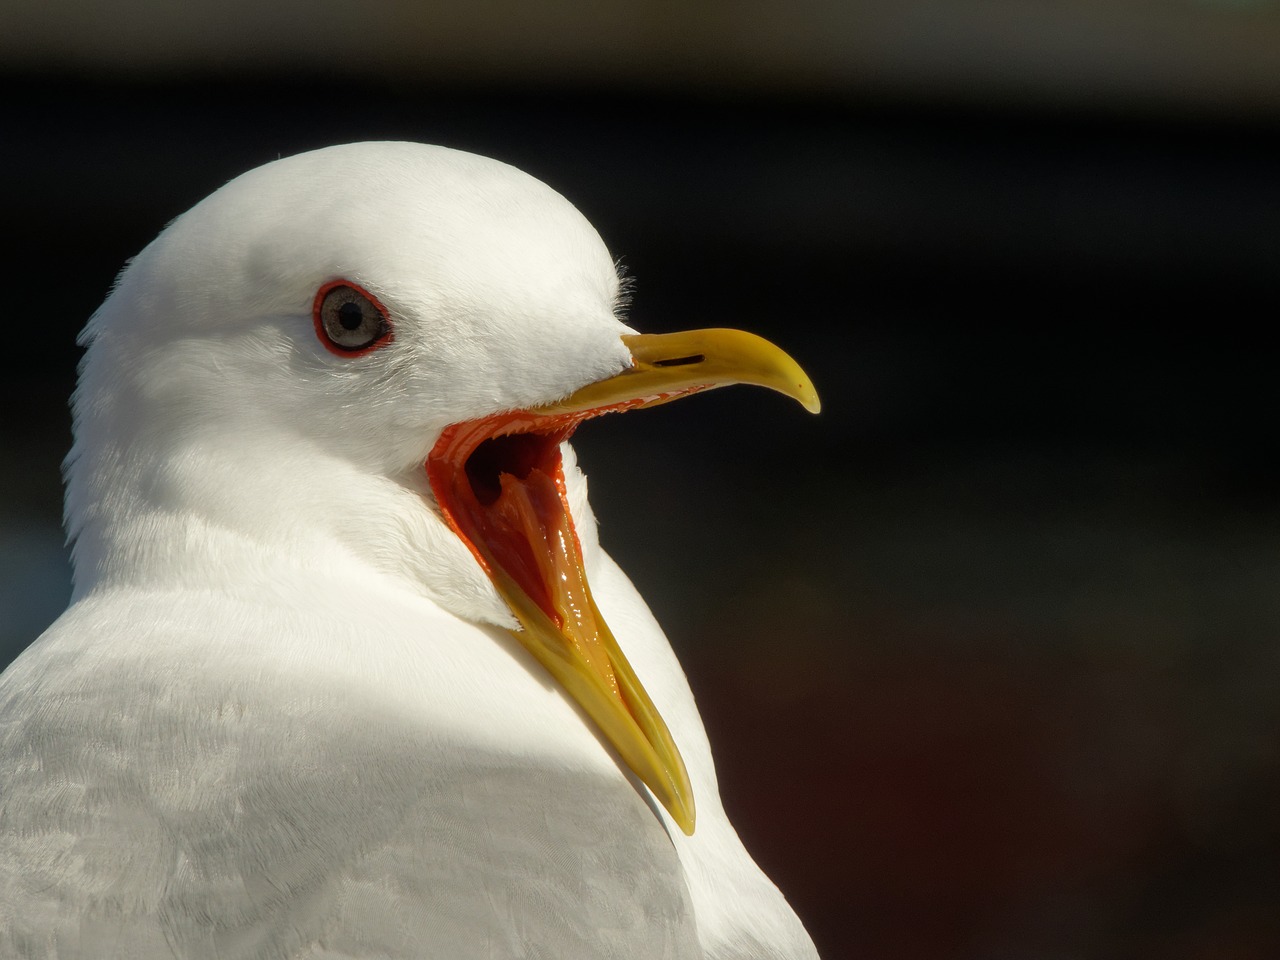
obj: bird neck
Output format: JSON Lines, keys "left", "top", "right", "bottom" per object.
{"left": 63, "top": 413, "right": 516, "bottom": 630}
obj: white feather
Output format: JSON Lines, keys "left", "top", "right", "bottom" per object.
{"left": 0, "top": 142, "right": 817, "bottom": 959}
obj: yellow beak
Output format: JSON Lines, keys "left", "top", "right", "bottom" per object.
{"left": 541, "top": 328, "right": 821, "bottom": 416}
{"left": 426, "top": 328, "right": 819, "bottom": 836}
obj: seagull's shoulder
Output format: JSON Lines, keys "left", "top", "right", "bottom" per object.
{"left": 0, "top": 579, "right": 703, "bottom": 959}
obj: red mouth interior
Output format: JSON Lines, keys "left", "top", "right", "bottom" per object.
{"left": 463, "top": 431, "right": 562, "bottom": 507}
{"left": 428, "top": 385, "right": 684, "bottom": 626}
{"left": 428, "top": 412, "right": 579, "bottom": 627}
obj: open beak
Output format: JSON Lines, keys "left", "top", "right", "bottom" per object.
{"left": 426, "top": 329, "right": 820, "bottom": 836}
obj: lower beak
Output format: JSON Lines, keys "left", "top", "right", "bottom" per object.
{"left": 426, "top": 328, "right": 819, "bottom": 836}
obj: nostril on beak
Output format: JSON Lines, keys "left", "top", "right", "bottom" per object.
{"left": 650, "top": 355, "right": 705, "bottom": 368}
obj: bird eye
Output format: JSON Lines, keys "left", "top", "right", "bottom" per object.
{"left": 313, "top": 281, "right": 392, "bottom": 356}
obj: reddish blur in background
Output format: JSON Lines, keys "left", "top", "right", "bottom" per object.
{"left": 2, "top": 3, "right": 1278, "bottom": 958}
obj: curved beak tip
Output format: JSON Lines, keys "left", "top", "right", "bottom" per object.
{"left": 798, "top": 382, "right": 822, "bottom": 415}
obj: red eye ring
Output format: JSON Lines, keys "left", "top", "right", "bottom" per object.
{"left": 312, "top": 279, "right": 394, "bottom": 357}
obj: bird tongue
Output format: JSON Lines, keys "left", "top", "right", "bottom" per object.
{"left": 427, "top": 411, "right": 627, "bottom": 705}
{"left": 477, "top": 464, "right": 619, "bottom": 698}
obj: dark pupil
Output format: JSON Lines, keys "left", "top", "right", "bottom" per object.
{"left": 337, "top": 301, "right": 365, "bottom": 331}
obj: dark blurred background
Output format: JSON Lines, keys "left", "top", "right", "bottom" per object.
{"left": 2, "top": 2, "right": 1278, "bottom": 957}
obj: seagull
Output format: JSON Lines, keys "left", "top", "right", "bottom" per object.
{"left": 0, "top": 142, "right": 821, "bottom": 959}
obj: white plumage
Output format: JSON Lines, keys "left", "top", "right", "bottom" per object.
{"left": 0, "top": 142, "right": 819, "bottom": 959}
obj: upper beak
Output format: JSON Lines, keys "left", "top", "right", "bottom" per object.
{"left": 427, "top": 328, "right": 819, "bottom": 837}
{"left": 539, "top": 328, "right": 821, "bottom": 416}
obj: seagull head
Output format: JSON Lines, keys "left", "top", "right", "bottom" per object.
{"left": 66, "top": 142, "right": 819, "bottom": 836}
